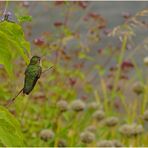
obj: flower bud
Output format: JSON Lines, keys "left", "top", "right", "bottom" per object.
{"left": 119, "top": 123, "right": 143, "bottom": 137}
{"left": 132, "top": 82, "right": 144, "bottom": 95}
{"left": 39, "top": 129, "right": 54, "bottom": 141}
{"left": 97, "top": 140, "right": 114, "bottom": 147}
{"left": 92, "top": 110, "right": 105, "bottom": 121}
{"left": 71, "top": 100, "right": 85, "bottom": 112}
{"left": 58, "top": 139, "right": 67, "bottom": 147}
{"left": 113, "top": 140, "right": 124, "bottom": 147}
{"left": 80, "top": 131, "right": 95, "bottom": 144}
{"left": 85, "top": 125, "right": 96, "bottom": 133}
{"left": 97, "top": 140, "right": 123, "bottom": 147}
{"left": 56, "top": 100, "right": 68, "bottom": 112}
{"left": 105, "top": 117, "right": 119, "bottom": 127}
{"left": 87, "top": 102, "right": 99, "bottom": 110}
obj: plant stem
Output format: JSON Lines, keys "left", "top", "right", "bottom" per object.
{"left": 113, "top": 35, "right": 127, "bottom": 94}
{"left": 69, "top": 113, "right": 78, "bottom": 146}
{"left": 3, "top": 1, "right": 8, "bottom": 15}
{"left": 54, "top": 112, "right": 61, "bottom": 147}
{"left": 100, "top": 78, "right": 109, "bottom": 113}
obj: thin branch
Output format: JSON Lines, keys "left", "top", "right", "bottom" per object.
{"left": 5, "top": 88, "right": 23, "bottom": 107}
{"left": 42, "top": 66, "right": 54, "bottom": 74}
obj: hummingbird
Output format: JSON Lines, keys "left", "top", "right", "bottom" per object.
{"left": 6, "top": 56, "right": 53, "bottom": 106}
{"left": 23, "top": 55, "right": 42, "bottom": 95}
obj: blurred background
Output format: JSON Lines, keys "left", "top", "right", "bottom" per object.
{"left": 0, "top": 1, "right": 148, "bottom": 147}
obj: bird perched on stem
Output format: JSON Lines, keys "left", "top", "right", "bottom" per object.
{"left": 6, "top": 55, "right": 53, "bottom": 106}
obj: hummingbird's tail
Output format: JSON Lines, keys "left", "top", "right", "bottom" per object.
{"left": 5, "top": 88, "right": 23, "bottom": 107}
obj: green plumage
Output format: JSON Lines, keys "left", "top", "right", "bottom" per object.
{"left": 5, "top": 56, "right": 44, "bottom": 106}
{"left": 23, "top": 56, "right": 42, "bottom": 95}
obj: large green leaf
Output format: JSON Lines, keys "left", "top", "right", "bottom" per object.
{"left": 0, "top": 106, "right": 24, "bottom": 146}
{"left": 0, "top": 21, "right": 30, "bottom": 77}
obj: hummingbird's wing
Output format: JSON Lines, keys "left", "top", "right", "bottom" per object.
{"left": 23, "top": 66, "right": 42, "bottom": 95}
{"left": 31, "top": 66, "right": 42, "bottom": 88}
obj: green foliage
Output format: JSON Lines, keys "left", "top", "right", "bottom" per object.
{"left": 0, "top": 86, "right": 11, "bottom": 100}
{"left": 16, "top": 15, "right": 32, "bottom": 24}
{"left": 0, "top": 106, "right": 24, "bottom": 146}
{"left": 0, "top": 21, "right": 30, "bottom": 77}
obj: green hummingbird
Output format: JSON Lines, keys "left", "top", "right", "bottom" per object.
{"left": 23, "top": 55, "right": 42, "bottom": 94}
{"left": 6, "top": 56, "right": 53, "bottom": 106}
